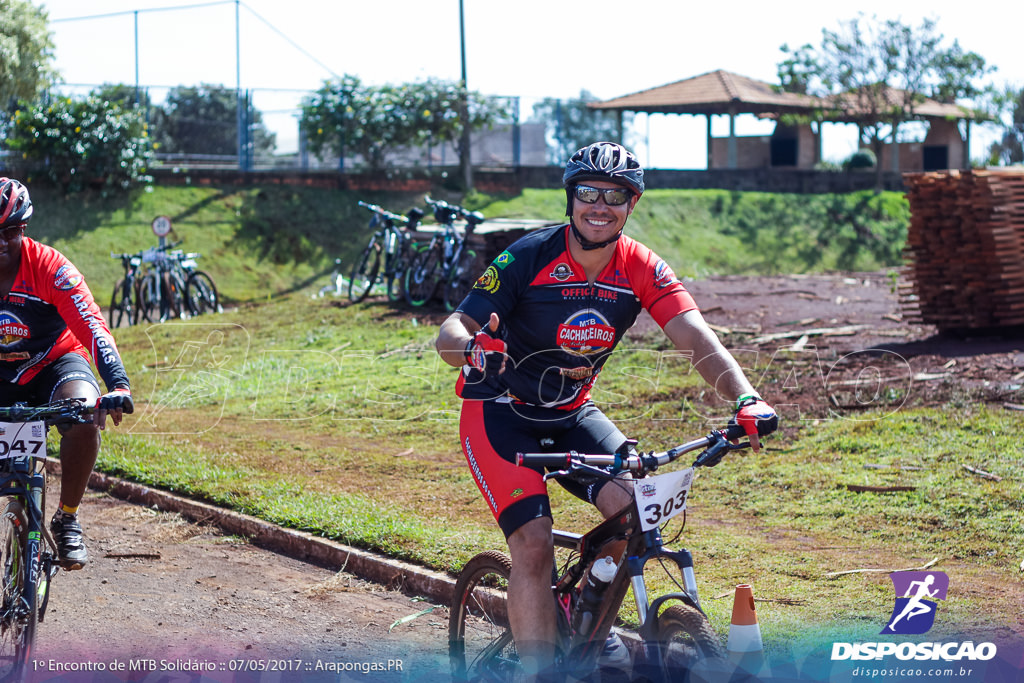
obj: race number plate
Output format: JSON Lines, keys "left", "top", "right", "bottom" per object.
{"left": 0, "top": 421, "right": 47, "bottom": 460}
{"left": 635, "top": 467, "right": 694, "bottom": 531}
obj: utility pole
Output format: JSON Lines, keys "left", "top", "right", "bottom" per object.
{"left": 458, "top": 0, "right": 473, "bottom": 192}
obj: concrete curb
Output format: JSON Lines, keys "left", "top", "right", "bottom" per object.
{"left": 46, "top": 460, "right": 458, "bottom": 607}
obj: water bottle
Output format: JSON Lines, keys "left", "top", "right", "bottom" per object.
{"left": 572, "top": 556, "right": 618, "bottom": 635}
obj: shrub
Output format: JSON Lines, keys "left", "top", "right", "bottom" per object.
{"left": 6, "top": 94, "right": 153, "bottom": 193}
{"left": 845, "top": 149, "right": 877, "bottom": 170}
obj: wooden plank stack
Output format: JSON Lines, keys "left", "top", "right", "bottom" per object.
{"left": 900, "top": 168, "right": 1024, "bottom": 331}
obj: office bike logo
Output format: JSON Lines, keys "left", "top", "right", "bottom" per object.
{"left": 831, "top": 571, "right": 997, "bottom": 663}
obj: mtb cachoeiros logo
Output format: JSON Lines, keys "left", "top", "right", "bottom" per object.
{"left": 831, "top": 571, "right": 998, "bottom": 663}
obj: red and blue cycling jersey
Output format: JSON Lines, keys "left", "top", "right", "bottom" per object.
{"left": 1, "top": 236, "right": 130, "bottom": 391}
{"left": 456, "top": 224, "right": 697, "bottom": 409}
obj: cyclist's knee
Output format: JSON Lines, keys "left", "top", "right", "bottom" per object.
{"left": 58, "top": 421, "right": 100, "bottom": 446}
{"left": 507, "top": 518, "right": 554, "bottom": 576}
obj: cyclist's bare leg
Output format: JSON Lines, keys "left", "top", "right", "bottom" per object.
{"left": 52, "top": 379, "right": 101, "bottom": 510}
{"left": 506, "top": 516, "right": 557, "bottom": 680}
{"left": 595, "top": 476, "right": 635, "bottom": 561}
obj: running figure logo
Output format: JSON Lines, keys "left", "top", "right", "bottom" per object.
{"left": 881, "top": 571, "right": 948, "bottom": 635}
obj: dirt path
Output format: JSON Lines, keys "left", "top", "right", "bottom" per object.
{"left": 29, "top": 485, "right": 451, "bottom": 682}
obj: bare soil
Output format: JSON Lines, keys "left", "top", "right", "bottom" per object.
{"left": 30, "top": 271, "right": 1024, "bottom": 680}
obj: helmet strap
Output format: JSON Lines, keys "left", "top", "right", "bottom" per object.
{"left": 569, "top": 220, "right": 623, "bottom": 251}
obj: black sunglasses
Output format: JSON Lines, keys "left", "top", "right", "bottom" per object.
{"left": 573, "top": 185, "right": 632, "bottom": 207}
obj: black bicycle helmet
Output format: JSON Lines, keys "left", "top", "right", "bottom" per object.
{"left": 0, "top": 178, "right": 33, "bottom": 228}
{"left": 563, "top": 142, "right": 644, "bottom": 208}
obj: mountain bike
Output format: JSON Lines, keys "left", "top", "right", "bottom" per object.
{"left": 136, "top": 242, "right": 184, "bottom": 323}
{"left": 449, "top": 423, "right": 756, "bottom": 682}
{"left": 109, "top": 250, "right": 144, "bottom": 328}
{"left": 348, "top": 202, "right": 424, "bottom": 303}
{"left": 176, "top": 251, "right": 220, "bottom": 317}
{"left": 0, "top": 399, "right": 93, "bottom": 679}
{"left": 404, "top": 197, "right": 485, "bottom": 310}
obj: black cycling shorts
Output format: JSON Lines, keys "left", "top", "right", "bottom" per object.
{"left": 3, "top": 352, "right": 100, "bottom": 404}
{"left": 460, "top": 398, "right": 629, "bottom": 539}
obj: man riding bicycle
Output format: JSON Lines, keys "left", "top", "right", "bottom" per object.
{"left": 0, "top": 177, "right": 134, "bottom": 570}
{"left": 435, "top": 142, "right": 778, "bottom": 680}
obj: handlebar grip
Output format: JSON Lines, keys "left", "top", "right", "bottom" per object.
{"left": 516, "top": 452, "right": 572, "bottom": 469}
{"left": 724, "top": 423, "right": 746, "bottom": 441}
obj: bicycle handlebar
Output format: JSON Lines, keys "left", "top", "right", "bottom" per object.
{"left": 0, "top": 398, "right": 95, "bottom": 425}
{"left": 424, "top": 196, "right": 485, "bottom": 226}
{"left": 357, "top": 201, "right": 411, "bottom": 226}
{"left": 516, "top": 423, "right": 749, "bottom": 476}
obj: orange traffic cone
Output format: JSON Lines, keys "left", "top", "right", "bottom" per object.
{"left": 727, "top": 584, "right": 769, "bottom": 676}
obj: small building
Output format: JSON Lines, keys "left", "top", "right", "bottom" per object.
{"left": 591, "top": 70, "right": 980, "bottom": 172}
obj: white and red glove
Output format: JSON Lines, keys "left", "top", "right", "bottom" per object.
{"left": 465, "top": 329, "right": 507, "bottom": 377}
{"left": 730, "top": 393, "right": 778, "bottom": 449}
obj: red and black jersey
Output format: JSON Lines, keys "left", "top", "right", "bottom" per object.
{"left": 1, "top": 237, "right": 130, "bottom": 391}
{"left": 456, "top": 224, "right": 697, "bottom": 409}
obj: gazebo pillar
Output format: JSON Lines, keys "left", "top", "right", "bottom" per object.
{"left": 705, "top": 113, "right": 713, "bottom": 169}
{"left": 728, "top": 105, "right": 738, "bottom": 169}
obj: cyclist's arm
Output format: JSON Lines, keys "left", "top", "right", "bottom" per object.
{"left": 662, "top": 309, "right": 764, "bottom": 450}
{"left": 436, "top": 312, "right": 484, "bottom": 368}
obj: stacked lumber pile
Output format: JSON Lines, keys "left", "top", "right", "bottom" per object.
{"left": 900, "top": 168, "right": 1024, "bottom": 331}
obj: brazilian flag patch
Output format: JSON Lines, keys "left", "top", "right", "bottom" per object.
{"left": 493, "top": 251, "right": 515, "bottom": 269}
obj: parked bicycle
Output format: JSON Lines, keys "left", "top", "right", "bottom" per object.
{"left": 348, "top": 202, "right": 424, "bottom": 303}
{"left": 449, "top": 423, "right": 758, "bottom": 682}
{"left": 136, "top": 242, "right": 219, "bottom": 322}
{"left": 404, "top": 197, "right": 485, "bottom": 311}
{"left": 109, "top": 250, "right": 145, "bottom": 328}
{"left": 0, "top": 399, "right": 94, "bottom": 678}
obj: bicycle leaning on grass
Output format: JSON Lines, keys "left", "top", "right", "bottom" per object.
{"left": 449, "top": 421, "right": 765, "bottom": 682}
{"left": 348, "top": 201, "right": 425, "bottom": 303}
{"left": 0, "top": 399, "right": 94, "bottom": 678}
{"left": 109, "top": 250, "right": 145, "bottom": 328}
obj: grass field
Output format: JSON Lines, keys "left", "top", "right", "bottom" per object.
{"left": 27, "top": 183, "right": 1023, "bottom": 653}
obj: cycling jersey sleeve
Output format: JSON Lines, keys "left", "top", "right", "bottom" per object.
{"left": 622, "top": 240, "right": 698, "bottom": 327}
{"left": 42, "top": 249, "right": 131, "bottom": 392}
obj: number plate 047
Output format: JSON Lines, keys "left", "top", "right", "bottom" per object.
{"left": 636, "top": 467, "right": 694, "bottom": 531}
{"left": 0, "top": 421, "right": 47, "bottom": 460}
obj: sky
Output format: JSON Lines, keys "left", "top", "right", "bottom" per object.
{"left": 37, "top": 0, "right": 1024, "bottom": 168}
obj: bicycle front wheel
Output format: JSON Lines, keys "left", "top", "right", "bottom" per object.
{"left": 185, "top": 270, "right": 220, "bottom": 316}
{"left": 449, "top": 550, "right": 517, "bottom": 683}
{"left": 348, "top": 243, "right": 380, "bottom": 303}
{"left": 0, "top": 501, "right": 35, "bottom": 678}
{"left": 656, "top": 603, "right": 726, "bottom": 675}
{"left": 443, "top": 248, "right": 478, "bottom": 313}
{"left": 137, "top": 273, "right": 160, "bottom": 323}
{"left": 404, "top": 244, "right": 443, "bottom": 307}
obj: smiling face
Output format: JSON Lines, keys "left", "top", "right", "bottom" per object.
{"left": 568, "top": 180, "right": 638, "bottom": 249}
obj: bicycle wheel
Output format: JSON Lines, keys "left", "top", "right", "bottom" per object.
{"left": 161, "top": 271, "right": 186, "bottom": 321}
{"left": 449, "top": 550, "right": 518, "bottom": 683}
{"left": 384, "top": 242, "right": 408, "bottom": 303}
{"left": 348, "top": 242, "right": 380, "bottom": 303}
{"left": 0, "top": 501, "right": 35, "bottom": 679}
{"left": 656, "top": 603, "right": 726, "bottom": 674}
{"left": 137, "top": 273, "right": 161, "bottom": 323}
{"left": 443, "top": 248, "right": 478, "bottom": 313}
{"left": 404, "top": 244, "right": 443, "bottom": 307}
{"left": 109, "top": 278, "right": 132, "bottom": 328}
{"left": 185, "top": 270, "right": 220, "bottom": 316}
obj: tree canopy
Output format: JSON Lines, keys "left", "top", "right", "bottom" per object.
{"left": 778, "top": 14, "right": 995, "bottom": 171}
{"left": 149, "top": 84, "right": 276, "bottom": 157}
{"left": 0, "top": 0, "right": 57, "bottom": 114}
{"left": 530, "top": 91, "right": 634, "bottom": 165}
{"left": 300, "top": 75, "right": 505, "bottom": 171}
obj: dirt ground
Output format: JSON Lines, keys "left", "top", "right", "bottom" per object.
{"left": 29, "top": 271, "right": 1024, "bottom": 681}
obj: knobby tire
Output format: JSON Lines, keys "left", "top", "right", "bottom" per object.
{"left": 449, "top": 550, "right": 517, "bottom": 683}
{"left": 655, "top": 603, "right": 727, "bottom": 677}
{"left": 109, "top": 279, "right": 131, "bottom": 329}
{"left": 404, "top": 244, "right": 443, "bottom": 307}
{"left": 443, "top": 248, "right": 478, "bottom": 313}
{"left": 185, "top": 270, "right": 219, "bottom": 316}
{"left": 348, "top": 243, "right": 380, "bottom": 303}
{"left": 0, "top": 501, "right": 36, "bottom": 679}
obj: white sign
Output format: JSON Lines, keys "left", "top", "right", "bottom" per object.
{"left": 635, "top": 467, "right": 694, "bottom": 531}
{"left": 151, "top": 215, "right": 173, "bottom": 237}
{"left": 0, "top": 421, "right": 47, "bottom": 460}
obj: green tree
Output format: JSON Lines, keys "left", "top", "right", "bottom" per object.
{"left": 987, "top": 85, "right": 1024, "bottom": 165}
{"left": 300, "top": 75, "right": 504, "bottom": 171}
{"left": 0, "top": 0, "right": 57, "bottom": 115}
{"left": 530, "top": 90, "right": 635, "bottom": 164}
{"left": 6, "top": 93, "right": 152, "bottom": 192}
{"left": 150, "top": 84, "right": 275, "bottom": 157}
{"left": 778, "top": 14, "right": 994, "bottom": 182}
